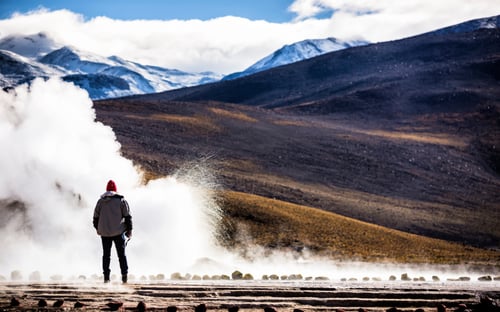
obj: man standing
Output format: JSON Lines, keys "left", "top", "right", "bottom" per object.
{"left": 93, "top": 180, "right": 132, "bottom": 283}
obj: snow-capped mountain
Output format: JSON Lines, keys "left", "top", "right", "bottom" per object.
{"left": 0, "top": 33, "right": 223, "bottom": 99}
{"left": 223, "top": 38, "right": 369, "bottom": 81}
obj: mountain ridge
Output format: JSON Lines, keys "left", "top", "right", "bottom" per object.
{"left": 0, "top": 35, "right": 223, "bottom": 99}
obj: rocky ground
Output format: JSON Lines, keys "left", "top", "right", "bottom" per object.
{"left": 1, "top": 281, "right": 499, "bottom": 311}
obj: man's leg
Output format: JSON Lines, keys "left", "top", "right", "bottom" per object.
{"left": 113, "top": 234, "right": 128, "bottom": 283}
{"left": 101, "top": 236, "right": 113, "bottom": 282}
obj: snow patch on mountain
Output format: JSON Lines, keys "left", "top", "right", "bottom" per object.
{"left": 223, "top": 38, "right": 369, "bottom": 80}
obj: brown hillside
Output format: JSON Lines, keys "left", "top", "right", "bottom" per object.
{"left": 217, "top": 190, "right": 500, "bottom": 265}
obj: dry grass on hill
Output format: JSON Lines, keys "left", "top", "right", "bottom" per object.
{"left": 217, "top": 190, "right": 500, "bottom": 265}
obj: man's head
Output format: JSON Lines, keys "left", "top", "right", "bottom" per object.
{"left": 106, "top": 180, "right": 117, "bottom": 192}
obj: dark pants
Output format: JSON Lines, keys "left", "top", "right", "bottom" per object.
{"left": 101, "top": 234, "right": 128, "bottom": 279}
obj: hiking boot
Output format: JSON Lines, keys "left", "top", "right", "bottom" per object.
{"left": 122, "top": 275, "right": 127, "bottom": 284}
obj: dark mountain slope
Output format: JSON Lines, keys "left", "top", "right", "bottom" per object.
{"left": 95, "top": 98, "right": 500, "bottom": 249}
{"left": 140, "top": 28, "right": 500, "bottom": 117}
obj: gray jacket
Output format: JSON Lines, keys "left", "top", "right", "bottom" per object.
{"left": 93, "top": 191, "right": 132, "bottom": 237}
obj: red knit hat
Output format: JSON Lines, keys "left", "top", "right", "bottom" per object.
{"left": 106, "top": 180, "right": 117, "bottom": 192}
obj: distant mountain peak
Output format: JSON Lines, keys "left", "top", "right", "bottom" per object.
{"left": 223, "top": 37, "right": 369, "bottom": 81}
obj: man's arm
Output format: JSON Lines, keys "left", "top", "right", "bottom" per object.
{"left": 93, "top": 200, "right": 101, "bottom": 230}
{"left": 121, "top": 199, "right": 133, "bottom": 237}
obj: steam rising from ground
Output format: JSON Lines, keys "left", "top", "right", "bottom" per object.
{"left": 0, "top": 78, "right": 222, "bottom": 278}
{"left": 0, "top": 79, "right": 497, "bottom": 283}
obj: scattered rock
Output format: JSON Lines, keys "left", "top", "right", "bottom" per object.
{"left": 192, "top": 275, "right": 201, "bottom": 280}
{"left": 494, "top": 276, "right": 500, "bottom": 281}
{"left": 289, "top": 274, "right": 303, "bottom": 280}
{"left": 458, "top": 276, "right": 470, "bottom": 281}
{"left": 363, "top": 277, "right": 370, "bottom": 281}
{"left": 10, "top": 297, "right": 20, "bottom": 307}
{"left": 74, "top": 301, "right": 85, "bottom": 308}
{"left": 315, "top": 276, "right": 329, "bottom": 281}
{"left": 137, "top": 301, "right": 147, "bottom": 312}
{"left": 106, "top": 301, "right": 123, "bottom": 311}
{"left": 38, "top": 299, "right": 47, "bottom": 307}
{"left": 53, "top": 299, "right": 64, "bottom": 307}
{"left": 432, "top": 276, "right": 440, "bottom": 282}
{"left": 389, "top": 275, "right": 397, "bottom": 281}
{"left": 167, "top": 306, "right": 177, "bottom": 312}
{"left": 171, "top": 272, "right": 183, "bottom": 280}
{"left": 195, "top": 303, "right": 207, "bottom": 312}
{"left": 437, "top": 303, "right": 447, "bottom": 312}
{"left": 262, "top": 275, "right": 269, "bottom": 280}
{"left": 243, "top": 273, "right": 254, "bottom": 280}
{"left": 269, "top": 274, "right": 279, "bottom": 280}
{"left": 401, "top": 273, "right": 411, "bottom": 281}
{"left": 372, "top": 277, "right": 382, "bottom": 281}
{"left": 221, "top": 274, "right": 230, "bottom": 280}
{"left": 228, "top": 306, "right": 239, "bottom": 312}
{"left": 232, "top": 270, "right": 243, "bottom": 280}
{"left": 478, "top": 275, "right": 492, "bottom": 281}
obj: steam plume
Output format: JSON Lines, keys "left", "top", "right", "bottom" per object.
{"left": 0, "top": 78, "right": 220, "bottom": 277}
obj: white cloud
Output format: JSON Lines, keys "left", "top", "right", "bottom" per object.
{"left": 0, "top": 9, "right": 334, "bottom": 74}
{"left": 0, "top": 3, "right": 499, "bottom": 74}
{"left": 288, "top": 0, "right": 500, "bottom": 41}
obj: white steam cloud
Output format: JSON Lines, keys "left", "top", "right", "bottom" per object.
{"left": 0, "top": 78, "right": 222, "bottom": 278}
{"left": 1, "top": 2, "right": 499, "bottom": 73}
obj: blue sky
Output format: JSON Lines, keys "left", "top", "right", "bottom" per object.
{"left": 0, "top": 0, "right": 300, "bottom": 22}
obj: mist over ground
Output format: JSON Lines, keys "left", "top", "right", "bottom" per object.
{"left": 0, "top": 79, "right": 497, "bottom": 283}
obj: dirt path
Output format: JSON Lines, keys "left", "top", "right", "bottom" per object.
{"left": 1, "top": 281, "right": 499, "bottom": 311}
